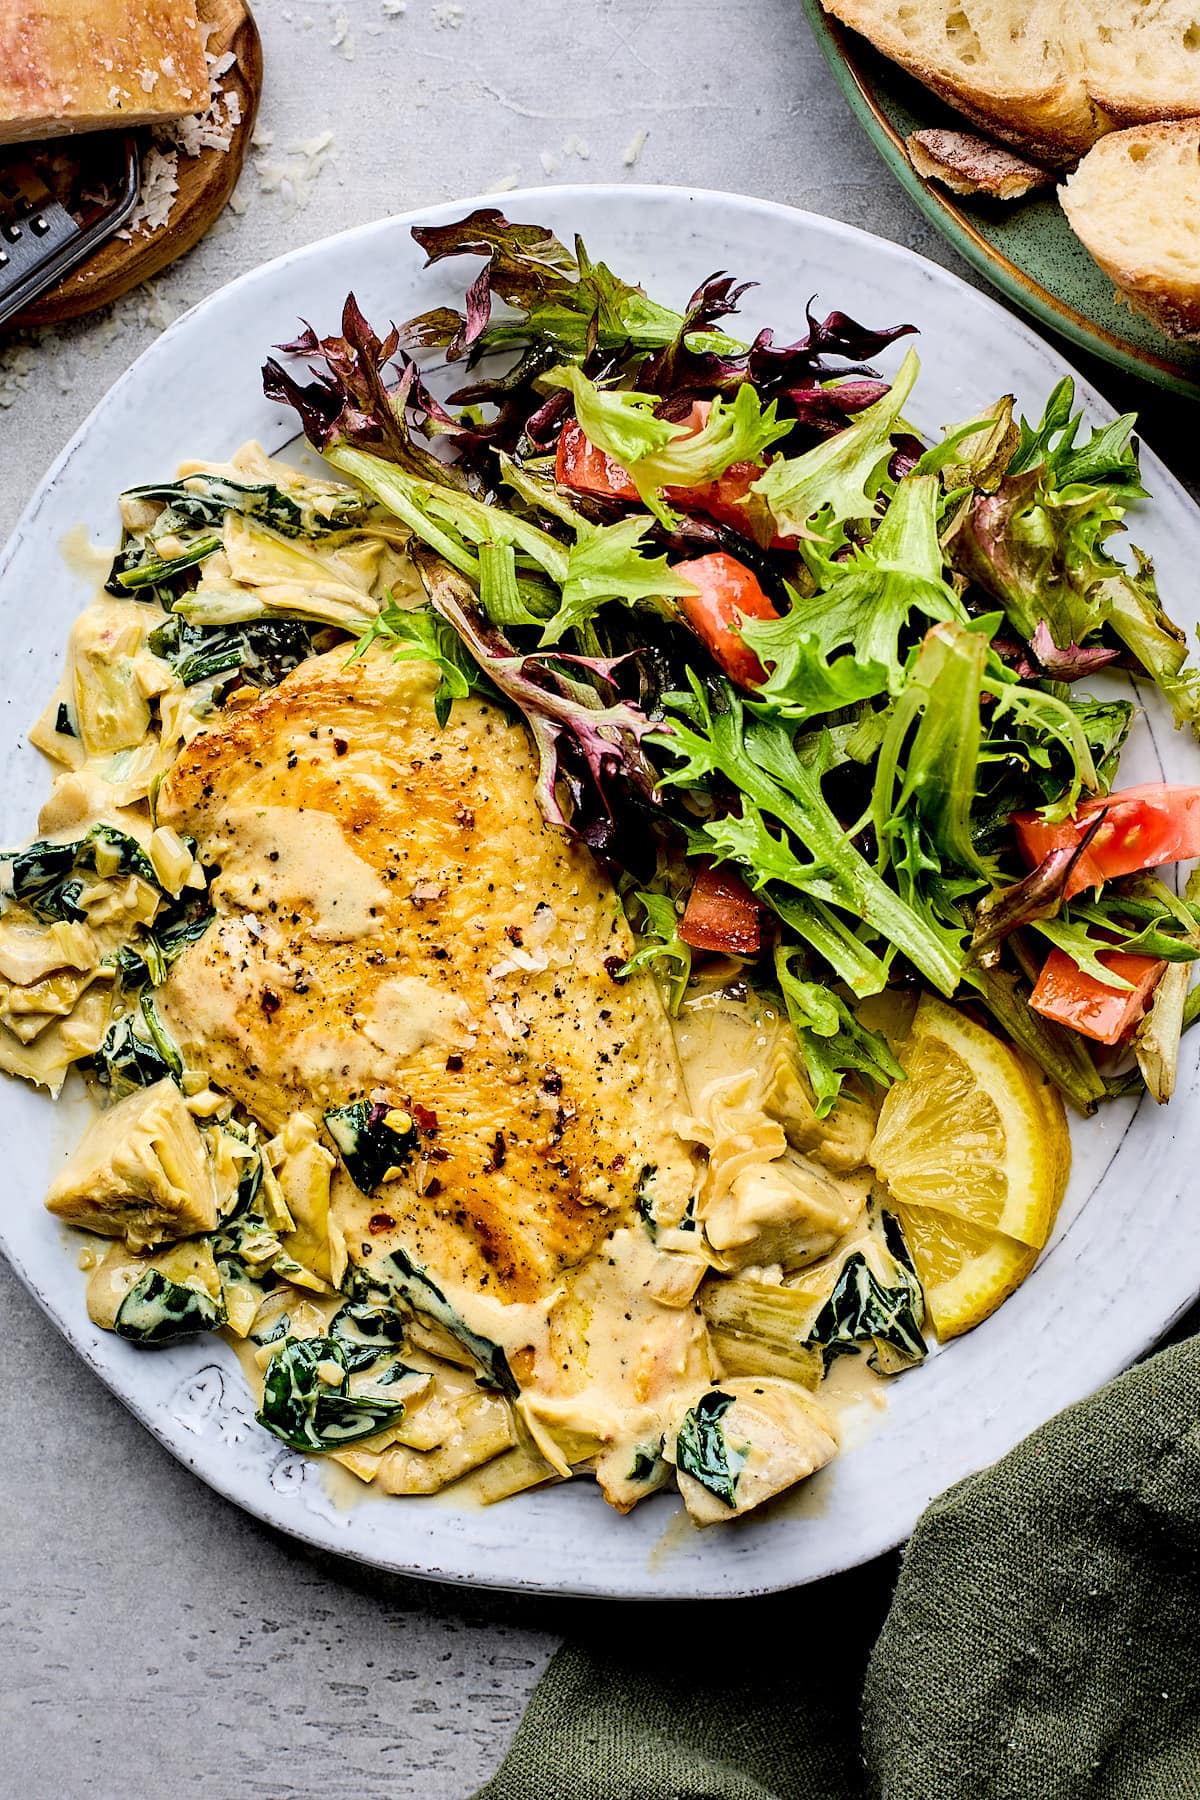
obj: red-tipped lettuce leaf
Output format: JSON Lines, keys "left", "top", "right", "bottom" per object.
{"left": 415, "top": 553, "right": 666, "bottom": 839}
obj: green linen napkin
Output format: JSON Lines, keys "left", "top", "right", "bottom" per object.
{"left": 476, "top": 1338, "right": 1200, "bottom": 1800}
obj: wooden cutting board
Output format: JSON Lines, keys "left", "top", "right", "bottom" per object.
{"left": 10, "top": 0, "right": 261, "bottom": 329}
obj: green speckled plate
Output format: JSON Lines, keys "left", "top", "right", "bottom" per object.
{"left": 800, "top": 0, "right": 1200, "bottom": 401}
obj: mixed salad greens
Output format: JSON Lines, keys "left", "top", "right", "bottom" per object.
{"left": 233, "top": 208, "right": 1200, "bottom": 1118}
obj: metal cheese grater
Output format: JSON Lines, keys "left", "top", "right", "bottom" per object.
{"left": 0, "top": 134, "right": 141, "bottom": 327}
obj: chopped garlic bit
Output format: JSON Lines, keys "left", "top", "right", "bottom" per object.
{"left": 623, "top": 127, "right": 648, "bottom": 168}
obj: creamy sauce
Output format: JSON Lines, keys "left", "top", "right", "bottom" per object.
{"left": 212, "top": 806, "right": 391, "bottom": 943}
{"left": 59, "top": 522, "right": 118, "bottom": 587}
{"left": 359, "top": 976, "right": 477, "bottom": 1059}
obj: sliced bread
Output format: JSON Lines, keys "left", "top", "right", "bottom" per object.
{"left": 823, "top": 0, "right": 1096, "bottom": 160}
{"left": 822, "top": 0, "right": 1200, "bottom": 161}
{"left": 1075, "top": 1, "right": 1200, "bottom": 128}
{"left": 1059, "top": 119, "right": 1200, "bottom": 341}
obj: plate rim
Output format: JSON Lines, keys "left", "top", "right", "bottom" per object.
{"left": 3, "top": 181, "right": 1200, "bottom": 1599}
{"left": 797, "top": 0, "right": 1200, "bottom": 404}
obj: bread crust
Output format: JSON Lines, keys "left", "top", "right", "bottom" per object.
{"left": 907, "top": 128, "right": 1054, "bottom": 199}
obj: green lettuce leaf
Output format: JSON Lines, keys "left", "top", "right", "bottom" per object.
{"left": 540, "top": 517, "right": 699, "bottom": 647}
{"left": 744, "top": 474, "right": 963, "bottom": 710}
{"left": 751, "top": 346, "right": 919, "bottom": 538}
{"left": 773, "top": 944, "right": 903, "bottom": 1117}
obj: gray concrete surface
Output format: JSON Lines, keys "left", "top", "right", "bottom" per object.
{"left": 1, "top": 3, "right": 1197, "bottom": 1796}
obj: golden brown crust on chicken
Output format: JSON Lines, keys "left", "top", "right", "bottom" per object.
{"left": 156, "top": 645, "right": 701, "bottom": 1310}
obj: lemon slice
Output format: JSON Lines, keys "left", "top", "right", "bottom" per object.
{"left": 869, "top": 995, "right": 1068, "bottom": 1249}
{"left": 869, "top": 994, "right": 1071, "bottom": 1340}
{"left": 887, "top": 1202, "right": 1038, "bottom": 1341}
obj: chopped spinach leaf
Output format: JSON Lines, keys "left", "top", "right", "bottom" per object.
{"left": 628, "top": 1443, "right": 663, "bottom": 1483}
{"left": 250, "top": 1312, "right": 292, "bottom": 1347}
{"left": 149, "top": 614, "right": 320, "bottom": 692}
{"left": 106, "top": 533, "right": 222, "bottom": 597}
{"left": 54, "top": 702, "right": 76, "bottom": 738}
{"left": 805, "top": 1213, "right": 926, "bottom": 1375}
{"left": 634, "top": 1163, "right": 660, "bottom": 1240}
{"left": 121, "top": 474, "right": 367, "bottom": 539}
{"left": 87, "top": 995, "right": 183, "bottom": 1096}
{"left": 325, "top": 1100, "right": 419, "bottom": 1194}
{"left": 114, "top": 905, "right": 214, "bottom": 989}
{"left": 329, "top": 1300, "right": 409, "bottom": 1371}
{"left": 1, "top": 825, "right": 161, "bottom": 924}
{"left": 384, "top": 1246, "right": 518, "bottom": 1398}
{"left": 113, "top": 1268, "right": 226, "bottom": 1344}
{"left": 255, "top": 1335, "right": 407, "bottom": 1452}
{"left": 674, "top": 1390, "right": 746, "bottom": 1509}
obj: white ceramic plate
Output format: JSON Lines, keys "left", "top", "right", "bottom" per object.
{"left": 2, "top": 186, "right": 1199, "bottom": 1599}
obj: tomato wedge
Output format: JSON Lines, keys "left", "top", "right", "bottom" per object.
{"left": 671, "top": 551, "right": 778, "bottom": 689}
{"left": 555, "top": 403, "right": 788, "bottom": 546}
{"left": 1029, "top": 947, "right": 1166, "bottom": 1045}
{"left": 679, "top": 864, "right": 762, "bottom": 955}
{"left": 1014, "top": 783, "right": 1200, "bottom": 899}
{"left": 555, "top": 417, "right": 639, "bottom": 501}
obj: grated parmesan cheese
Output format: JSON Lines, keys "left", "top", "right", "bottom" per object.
{"left": 623, "top": 127, "right": 648, "bottom": 168}
{"left": 116, "top": 27, "right": 244, "bottom": 240}
{"left": 0, "top": 343, "right": 37, "bottom": 411}
{"left": 115, "top": 143, "right": 179, "bottom": 239}
{"left": 255, "top": 130, "right": 336, "bottom": 212}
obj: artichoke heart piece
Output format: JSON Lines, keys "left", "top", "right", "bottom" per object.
{"left": 0, "top": 918, "right": 100, "bottom": 987}
{"left": 68, "top": 599, "right": 161, "bottom": 756}
{"left": 375, "top": 1388, "right": 515, "bottom": 1495}
{"left": 268, "top": 1111, "right": 340, "bottom": 1286}
{"left": 666, "top": 1377, "right": 839, "bottom": 1528}
{"left": 46, "top": 1077, "right": 218, "bottom": 1251}
{"left": 700, "top": 1277, "right": 824, "bottom": 1387}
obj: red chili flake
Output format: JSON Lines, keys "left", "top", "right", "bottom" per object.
{"left": 260, "top": 988, "right": 281, "bottom": 1016}
{"left": 455, "top": 803, "right": 476, "bottom": 830}
{"left": 424, "top": 1177, "right": 443, "bottom": 1198}
{"left": 411, "top": 1101, "right": 439, "bottom": 1136}
{"left": 445, "top": 1053, "right": 464, "bottom": 1072}
{"left": 484, "top": 1131, "right": 506, "bottom": 1173}
{"left": 604, "top": 956, "right": 628, "bottom": 983}
{"left": 541, "top": 1067, "right": 563, "bottom": 1096}
{"left": 333, "top": 737, "right": 349, "bottom": 756}
{"left": 368, "top": 1212, "right": 395, "bottom": 1234}
{"left": 610, "top": 1153, "right": 626, "bottom": 1173}
{"left": 505, "top": 924, "right": 524, "bottom": 947}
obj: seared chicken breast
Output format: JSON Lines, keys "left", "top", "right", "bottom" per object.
{"left": 155, "top": 646, "right": 711, "bottom": 1497}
